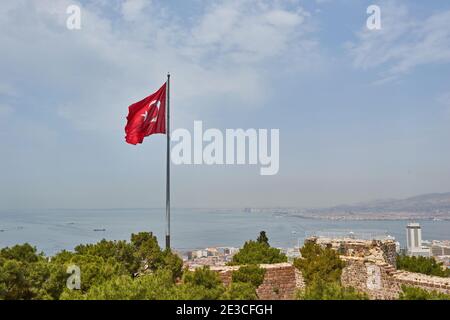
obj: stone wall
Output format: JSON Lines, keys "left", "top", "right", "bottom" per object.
{"left": 392, "top": 270, "right": 450, "bottom": 296}
{"left": 199, "top": 238, "right": 450, "bottom": 300}
{"left": 306, "top": 236, "right": 397, "bottom": 266}
{"left": 206, "top": 259, "right": 450, "bottom": 299}
{"left": 380, "top": 240, "right": 397, "bottom": 266}
{"left": 341, "top": 258, "right": 400, "bottom": 299}
{"left": 340, "top": 258, "right": 450, "bottom": 299}
{"left": 208, "top": 263, "right": 305, "bottom": 300}
{"left": 307, "top": 237, "right": 450, "bottom": 299}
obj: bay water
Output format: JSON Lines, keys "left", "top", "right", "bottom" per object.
{"left": 0, "top": 208, "right": 449, "bottom": 255}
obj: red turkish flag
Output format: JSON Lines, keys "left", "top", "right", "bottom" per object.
{"left": 125, "top": 83, "right": 166, "bottom": 145}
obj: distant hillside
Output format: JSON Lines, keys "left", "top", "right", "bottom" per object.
{"left": 300, "top": 193, "right": 450, "bottom": 220}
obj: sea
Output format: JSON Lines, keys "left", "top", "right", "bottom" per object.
{"left": 0, "top": 208, "right": 449, "bottom": 255}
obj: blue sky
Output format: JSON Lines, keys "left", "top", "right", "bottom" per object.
{"left": 1, "top": 0, "right": 450, "bottom": 209}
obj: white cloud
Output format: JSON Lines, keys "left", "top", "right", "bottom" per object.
{"left": 121, "top": 0, "right": 148, "bottom": 21}
{"left": 347, "top": 0, "right": 450, "bottom": 82}
{"left": 0, "top": 0, "right": 319, "bottom": 132}
{"left": 186, "top": 2, "right": 309, "bottom": 64}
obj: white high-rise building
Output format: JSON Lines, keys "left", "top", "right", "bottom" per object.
{"left": 406, "top": 223, "right": 430, "bottom": 257}
{"left": 406, "top": 223, "right": 421, "bottom": 251}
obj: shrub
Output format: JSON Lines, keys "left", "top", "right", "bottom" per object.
{"left": 397, "top": 255, "right": 450, "bottom": 277}
{"left": 256, "top": 231, "right": 269, "bottom": 246}
{"left": 232, "top": 264, "right": 265, "bottom": 288}
{"left": 229, "top": 232, "right": 287, "bottom": 265}
{"left": 399, "top": 285, "right": 450, "bottom": 300}
{"left": 221, "top": 282, "right": 258, "bottom": 300}
{"left": 0, "top": 244, "right": 66, "bottom": 300}
{"left": 293, "top": 242, "right": 367, "bottom": 300}
{"left": 74, "top": 239, "right": 140, "bottom": 274}
{"left": 62, "top": 270, "right": 177, "bottom": 300}
{"left": 0, "top": 232, "right": 183, "bottom": 300}
{"left": 225, "top": 264, "right": 266, "bottom": 300}
{"left": 294, "top": 242, "right": 345, "bottom": 285}
{"left": 296, "top": 279, "right": 368, "bottom": 300}
{"left": 176, "top": 266, "right": 225, "bottom": 300}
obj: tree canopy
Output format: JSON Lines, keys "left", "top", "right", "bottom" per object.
{"left": 397, "top": 255, "right": 450, "bottom": 277}
{"left": 296, "top": 279, "right": 368, "bottom": 300}
{"left": 293, "top": 242, "right": 367, "bottom": 300}
{"left": 223, "top": 264, "right": 266, "bottom": 300}
{"left": 2, "top": 232, "right": 448, "bottom": 300}
{"left": 0, "top": 244, "right": 66, "bottom": 300}
{"left": 228, "top": 232, "right": 287, "bottom": 265}
{"left": 294, "top": 242, "right": 345, "bottom": 285}
{"left": 0, "top": 232, "right": 182, "bottom": 300}
{"left": 399, "top": 285, "right": 450, "bottom": 300}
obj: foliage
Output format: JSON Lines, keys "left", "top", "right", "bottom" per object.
{"left": 256, "top": 231, "right": 269, "bottom": 246}
{"left": 399, "top": 285, "right": 450, "bottom": 300}
{"left": 0, "top": 232, "right": 376, "bottom": 301}
{"left": 159, "top": 249, "right": 184, "bottom": 281}
{"left": 27, "top": 260, "right": 67, "bottom": 299}
{"left": 0, "top": 258, "right": 34, "bottom": 300}
{"left": 176, "top": 266, "right": 226, "bottom": 300}
{"left": 0, "top": 232, "right": 182, "bottom": 300}
{"left": 232, "top": 264, "right": 265, "bottom": 288}
{"left": 177, "top": 264, "right": 265, "bottom": 301}
{"left": 293, "top": 242, "right": 367, "bottom": 300}
{"left": 294, "top": 242, "right": 345, "bottom": 285}
{"left": 131, "top": 232, "right": 183, "bottom": 280}
{"left": 296, "top": 279, "right": 368, "bottom": 300}
{"left": 0, "top": 244, "right": 66, "bottom": 300}
{"left": 221, "top": 282, "right": 258, "bottom": 300}
{"left": 0, "top": 243, "right": 43, "bottom": 263}
{"left": 397, "top": 255, "right": 450, "bottom": 277}
{"left": 61, "top": 270, "right": 177, "bottom": 300}
{"left": 52, "top": 252, "right": 128, "bottom": 293}
{"left": 74, "top": 239, "right": 140, "bottom": 274}
{"left": 224, "top": 264, "right": 266, "bottom": 300}
{"left": 229, "top": 232, "right": 287, "bottom": 265}
{"left": 131, "top": 232, "right": 165, "bottom": 265}
{"left": 73, "top": 233, "right": 183, "bottom": 280}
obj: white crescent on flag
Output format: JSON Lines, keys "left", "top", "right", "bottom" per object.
{"left": 141, "top": 99, "right": 161, "bottom": 123}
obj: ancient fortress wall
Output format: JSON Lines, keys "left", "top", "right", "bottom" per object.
{"left": 310, "top": 237, "right": 450, "bottom": 300}
{"left": 341, "top": 257, "right": 450, "bottom": 299}
{"left": 210, "top": 263, "right": 305, "bottom": 300}
{"left": 205, "top": 237, "right": 450, "bottom": 300}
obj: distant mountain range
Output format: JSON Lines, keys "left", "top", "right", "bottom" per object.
{"left": 296, "top": 193, "right": 450, "bottom": 220}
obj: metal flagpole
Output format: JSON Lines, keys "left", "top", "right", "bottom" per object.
{"left": 165, "top": 73, "right": 171, "bottom": 250}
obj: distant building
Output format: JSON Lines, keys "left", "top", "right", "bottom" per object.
{"left": 281, "top": 247, "right": 301, "bottom": 262}
{"left": 406, "top": 223, "right": 430, "bottom": 257}
{"left": 185, "top": 246, "right": 240, "bottom": 267}
{"left": 430, "top": 241, "right": 450, "bottom": 257}
{"left": 216, "top": 247, "right": 239, "bottom": 256}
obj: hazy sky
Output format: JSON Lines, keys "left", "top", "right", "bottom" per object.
{"left": 1, "top": 0, "right": 450, "bottom": 209}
